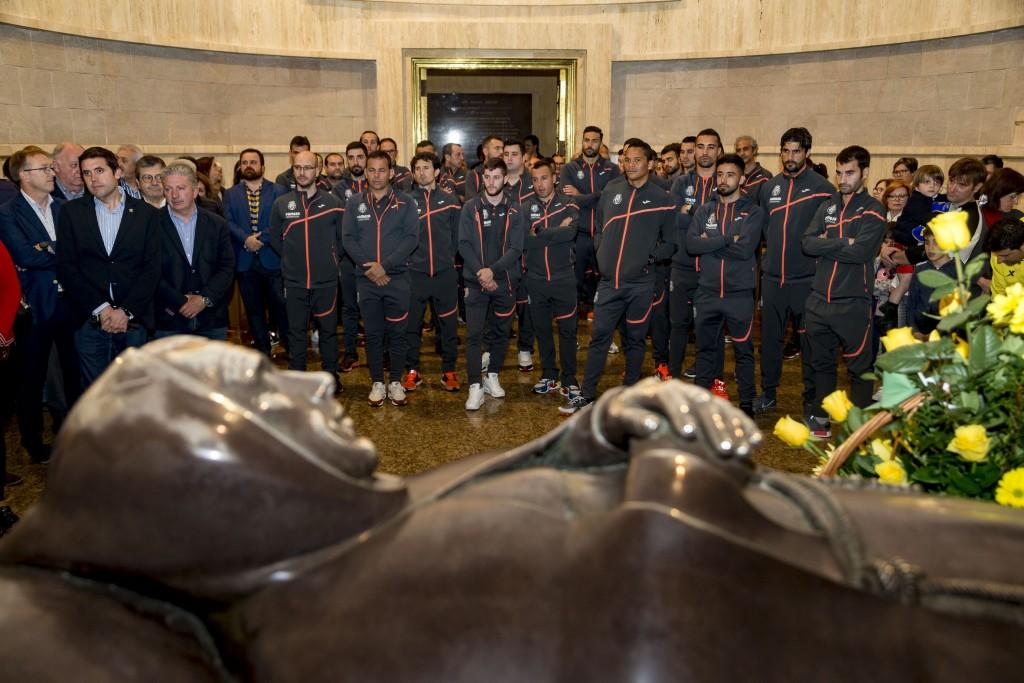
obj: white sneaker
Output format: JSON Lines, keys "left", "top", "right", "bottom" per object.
{"left": 311, "top": 329, "right": 320, "bottom": 347}
{"left": 482, "top": 372, "right": 505, "bottom": 398}
{"left": 465, "top": 383, "right": 485, "bottom": 411}
{"left": 368, "top": 382, "right": 386, "bottom": 407}
{"left": 608, "top": 342, "right": 620, "bottom": 355}
{"left": 481, "top": 351, "right": 490, "bottom": 373}
{"left": 518, "top": 350, "right": 534, "bottom": 371}
{"left": 388, "top": 381, "right": 407, "bottom": 406}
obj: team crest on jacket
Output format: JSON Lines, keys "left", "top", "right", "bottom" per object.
{"left": 530, "top": 205, "right": 541, "bottom": 217}
{"left": 358, "top": 203, "right": 367, "bottom": 214}
{"left": 344, "top": 189, "right": 353, "bottom": 198}
{"left": 827, "top": 204, "right": 837, "bottom": 215}
{"left": 577, "top": 170, "right": 584, "bottom": 180}
{"left": 706, "top": 214, "right": 718, "bottom": 230}
{"left": 685, "top": 185, "right": 695, "bottom": 196}
{"left": 287, "top": 200, "right": 296, "bottom": 211}
{"left": 612, "top": 193, "right": 622, "bottom": 205}
{"left": 482, "top": 208, "right": 489, "bottom": 220}
{"left": 772, "top": 185, "right": 781, "bottom": 197}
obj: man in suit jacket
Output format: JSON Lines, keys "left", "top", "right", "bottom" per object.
{"left": 154, "top": 162, "right": 235, "bottom": 340}
{"left": 50, "top": 142, "right": 86, "bottom": 202}
{"left": 0, "top": 146, "right": 82, "bottom": 462}
{"left": 56, "top": 147, "right": 161, "bottom": 388}
{"left": 222, "top": 148, "right": 289, "bottom": 357}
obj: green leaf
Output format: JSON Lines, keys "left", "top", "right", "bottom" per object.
{"left": 958, "top": 391, "right": 981, "bottom": 412}
{"left": 968, "top": 326, "right": 1000, "bottom": 372}
{"left": 949, "top": 470, "right": 982, "bottom": 496}
{"left": 910, "top": 466, "right": 943, "bottom": 484}
{"left": 878, "top": 371, "right": 919, "bottom": 409}
{"left": 964, "top": 254, "right": 988, "bottom": 283}
{"left": 974, "top": 464, "right": 1003, "bottom": 489}
{"left": 965, "top": 294, "right": 990, "bottom": 317}
{"left": 1002, "top": 335, "right": 1024, "bottom": 357}
{"left": 875, "top": 344, "right": 929, "bottom": 374}
{"left": 916, "top": 269, "right": 956, "bottom": 288}
{"left": 937, "top": 308, "right": 971, "bottom": 332}
{"left": 846, "top": 406, "right": 865, "bottom": 432}
{"left": 928, "top": 283, "right": 956, "bottom": 303}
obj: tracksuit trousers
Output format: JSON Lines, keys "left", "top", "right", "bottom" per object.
{"left": 804, "top": 293, "right": 875, "bottom": 413}
{"left": 406, "top": 268, "right": 459, "bottom": 373}
{"left": 339, "top": 258, "right": 360, "bottom": 363}
{"left": 465, "top": 286, "right": 516, "bottom": 386}
{"left": 668, "top": 266, "right": 699, "bottom": 377}
{"left": 694, "top": 288, "right": 756, "bottom": 404}
{"left": 285, "top": 284, "right": 339, "bottom": 373}
{"left": 527, "top": 275, "right": 579, "bottom": 388}
{"left": 581, "top": 278, "right": 654, "bottom": 399}
{"left": 357, "top": 275, "right": 411, "bottom": 384}
{"left": 760, "top": 277, "right": 814, "bottom": 408}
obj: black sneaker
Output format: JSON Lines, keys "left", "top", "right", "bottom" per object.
{"left": 558, "top": 393, "right": 592, "bottom": 415}
{"left": 783, "top": 341, "right": 801, "bottom": 360}
{"left": 753, "top": 394, "right": 777, "bottom": 415}
{"left": 683, "top": 365, "right": 696, "bottom": 379}
{"left": 807, "top": 416, "right": 832, "bottom": 439}
{"left": 740, "top": 402, "right": 755, "bottom": 418}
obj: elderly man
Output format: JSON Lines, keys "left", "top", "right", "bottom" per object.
{"left": 117, "top": 144, "right": 144, "bottom": 199}
{"left": 50, "top": 142, "right": 85, "bottom": 201}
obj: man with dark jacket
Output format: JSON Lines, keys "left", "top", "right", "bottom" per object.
{"left": 56, "top": 147, "right": 161, "bottom": 388}
{"left": 269, "top": 151, "right": 345, "bottom": 390}
{"left": 440, "top": 143, "right": 467, "bottom": 201}
{"left": 502, "top": 139, "right": 537, "bottom": 371}
{"left": 755, "top": 127, "right": 834, "bottom": 416}
{"left": 222, "top": 148, "right": 289, "bottom": 357}
{"left": 274, "top": 135, "right": 311, "bottom": 190}
{"left": 686, "top": 154, "right": 765, "bottom": 417}
{"left": 735, "top": 135, "right": 772, "bottom": 201}
{"left": 561, "top": 140, "right": 675, "bottom": 414}
{"left": 342, "top": 151, "right": 419, "bottom": 408}
{"left": 155, "top": 162, "right": 235, "bottom": 341}
{"left": 802, "top": 145, "right": 886, "bottom": 437}
{"left": 331, "top": 141, "right": 371, "bottom": 372}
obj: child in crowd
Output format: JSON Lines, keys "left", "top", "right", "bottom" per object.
{"left": 873, "top": 228, "right": 910, "bottom": 353}
{"left": 905, "top": 228, "right": 959, "bottom": 339}
{"left": 986, "top": 216, "right": 1024, "bottom": 296}
{"left": 894, "top": 165, "right": 947, "bottom": 261}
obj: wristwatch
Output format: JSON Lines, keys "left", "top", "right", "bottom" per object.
{"left": 202, "top": 297, "right": 213, "bottom": 308}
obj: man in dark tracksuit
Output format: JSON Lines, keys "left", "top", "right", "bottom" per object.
{"left": 465, "top": 135, "right": 504, "bottom": 199}
{"left": 458, "top": 158, "right": 525, "bottom": 411}
{"left": 561, "top": 141, "right": 675, "bottom": 414}
{"left": 522, "top": 158, "right": 580, "bottom": 394}
{"left": 503, "top": 139, "right": 537, "bottom": 371}
{"left": 403, "top": 152, "right": 462, "bottom": 392}
{"left": 802, "top": 146, "right": 886, "bottom": 436}
{"left": 559, "top": 126, "right": 621, "bottom": 315}
{"left": 269, "top": 151, "right": 344, "bottom": 387}
{"left": 331, "top": 142, "right": 370, "bottom": 371}
{"left": 755, "top": 128, "right": 835, "bottom": 415}
{"left": 440, "top": 143, "right": 467, "bottom": 202}
{"left": 686, "top": 154, "right": 765, "bottom": 416}
{"left": 341, "top": 151, "right": 419, "bottom": 407}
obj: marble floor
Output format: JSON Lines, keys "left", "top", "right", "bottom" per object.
{"left": 1, "top": 319, "right": 822, "bottom": 516}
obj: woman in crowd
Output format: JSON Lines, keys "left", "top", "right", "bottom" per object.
{"left": 196, "top": 156, "right": 224, "bottom": 202}
{"left": 979, "top": 168, "right": 1024, "bottom": 225}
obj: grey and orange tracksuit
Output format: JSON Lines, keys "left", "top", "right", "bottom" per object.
{"left": 801, "top": 190, "right": 886, "bottom": 411}
{"left": 741, "top": 163, "right": 772, "bottom": 202}
{"left": 506, "top": 175, "right": 537, "bottom": 357}
{"left": 558, "top": 156, "right": 621, "bottom": 304}
{"left": 331, "top": 173, "right": 369, "bottom": 363}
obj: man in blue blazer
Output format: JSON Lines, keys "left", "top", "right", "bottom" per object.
{"left": 222, "top": 148, "right": 289, "bottom": 356}
{"left": 0, "top": 146, "right": 82, "bottom": 463}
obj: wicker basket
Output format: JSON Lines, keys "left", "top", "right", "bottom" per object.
{"left": 817, "top": 393, "right": 927, "bottom": 477}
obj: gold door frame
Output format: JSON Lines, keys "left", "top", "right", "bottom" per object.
{"left": 410, "top": 57, "right": 577, "bottom": 157}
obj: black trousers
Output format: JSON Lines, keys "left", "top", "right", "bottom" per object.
{"left": 668, "top": 266, "right": 699, "bottom": 377}
{"left": 406, "top": 269, "right": 459, "bottom": 373}
{"left": 650, "top": 266, "right": 670, "bottom": 365}
{"left": 515, "top": 278, "right": 534, "bottom": 353}
{"left": 581, "top": 278, "right": 654, "bottom": 398}
{"left": 574, "top": 233, "right": 598, "bottom": 304}
{"left": 527, "top": 275, "right": 579, "bottom": 387}
{"left": 358, "top": 275, "right": 410, "bottom": 384}
{"left": 237, "top": 262, "right": 288, "bottom": 356}
{"left": 804, "top": 293, "right": 875, "bottom": 414}
{"left": 465, "top": 285, "right": 516, "bottom": 385}
{"left": 694, "top": 289, "right": 756, "bottom": 403}
{"left": 760, "top": 277, "right": 814, "bottom": 406}
{"left": 285, "top": 284, "right": 339, "bottom": 373}
{"left": 339, "top": 258, "right": 360, "bottom": 361}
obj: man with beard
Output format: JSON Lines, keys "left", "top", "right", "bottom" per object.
{"left": 341, "top": 151, "right": 419, "bottom": 408}
{"left": 560, "top": 140, "right": 674, "bottom": 415}
{"left": 680, "top": 136, "right": 697, "bottom": 175}
{"left": 359, "top": 131, "right": 380, "bottom": 155}
{"left": 466, "top": 135, "right": 504, "bottom": 199}
{"left": 755, "top": 127, "right": 833, "bottom": 417}
{"left": 685, "top": 154, "right": 766, "bottom": 418}
{"left": 274, "top": 135, "right": 311, "bottom": 190}
{"left": 660, "top": 143, "right": 683, "bottom": 182}
{"left": 402, "top": 152, "right": 462, "bottom": 393}
{"left": 502, "top": 139, "right": 537, "bottom": 372}
{"left": 222, "top": 148, "right": 289, "bottom": 358}
{"left": 459, "top": 158, "right": 525, "bottom": 411}
{"left": 322, "top": 152, "right": 345, "bottom": 185}
{"left": 734, "top": 136, "right": 772, "bottom": 201}
{"left": 331, "top": 141, "right": 370, "bottom": 372}
{"left": 559, "top": 125, "right": 620, "bottom": 319}
{"left": 380, "top": 138, "right": 412, "bottom": 192}
{"left": 440, "top": 142, "right": 467, "bottom": 200}
{"left": 802, "top": 145, "right": 886, "bottom": 438}
{"left": 269, "top": 151, "right": 345, "bottom": 392}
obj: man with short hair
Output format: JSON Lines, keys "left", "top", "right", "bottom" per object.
{"left": 402, "top": 152, "right": 462, "bottom": 393}
{"left": 503, "top": 139, "right": 538, "bottom": 371}
{"left": 275, "top": 135, "right": 311, "bottom": 190}
{"left": 222, "top": 148, "right": 290, "bottom": 357}
{"left": 982, "top": 154, "right": 1004, "bottom": 178}
{"left": 135, "top": 155, "right": 167, "bottom": 208}
{"left": 0, "top": 146, "right": 82, "bottom": 462}
{"left": 522, "top": 158, "right": 580, "bottom": 396}
{"left": 331, "top": 141, "right": 371, "bottom": 372}
{"left": 734, "top": 135, "right": 771, "bottom": 200}
{"left": 56, "top": 147, "right": 161, "bottom": 387}
{"left": 116, "top": 145, "right": 144, "bottom": 200}
{"left": 323, "top": 152, "right": 346, "bottom": 184}
{"left": 341, "top": 151, "right": 419, "bottom": 407}
{"left": 440, "top": 142, "right": 467, "bottom": 200}
{"left": 50, "top": 142, "right": 85, "bottom": 201}
{"left": 466, "top": 135, "right": 504, "bottom": 198}
{"left": 802, "top": 145, "right": 886, "bottom": 437}
{"left": 943, "top": 157, "right": 989, "bottom": 265}
{"left": 380, "top": 137, "right": 411, "bottom": 191}
{"left": 360, "top": 130, "right": 380, "bottom": 154}
{"left": 415, "top": 140, "right": 436, "bottom": 157}
{"left": 154, "top": 162, "right": 235, "bottom": 341}
{"left": 551, "top": 153, "right": 566, "bottom": 179}
{"left": 269, "top": 151, "right": 345, "bottom": 392}
{"left": 561, "top": 140, "right": 675, "bottom": 414}
{"left": 459, "top": 158, "right": 525, "bottom": 411}
{"left": 680, "top": 136, "right": 697, "bottom": 175}
{"left": 987, "top": 216, "right": 1024, "bottom": 295}
{"left": 659, "top": 143, "right": 683, "bottom": 182}
{"left": 523, "top": 135, "right": 541, "bottom": 165}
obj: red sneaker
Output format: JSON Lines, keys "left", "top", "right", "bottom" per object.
{"left": 401, "top": 369, "right": 422, "bottom": 391}
{"left": 440, "top": 371, "right": 461, "bottom": 392}
{"left": 711, "top": 378, "right": 730, "bottom": 401}
{"left": 655, "top": 362, "right": 671, "bottom": 382}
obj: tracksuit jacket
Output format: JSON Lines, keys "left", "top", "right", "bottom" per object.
{"left": 685, "top": 196, "right": 765, "bottom": 295}
{"left": 341, "top": 188, "right": 419, "bottom": 278}
{"left": 802, "top": 190, "right": 887, "bottom": 301}
{"left": 331, "top": 172, "right": 368, "bottom": 202}
{"left": 741, "top": 163, "right": 772, "bottom": 200}
{"left": 758, "top": 166, "right": 835, "bottom": 285}
{"left": 458, "top": 196, "right": 525, "bottom": 292}
{"left": 670, "top": 171, "right": 717, "bottom": 211}
{"left": 594, "top": 179, "right": 676, "bottom": 288}
{"left": 558, "top": 156, "right": 621, "bottom": 240}
{"left": 505, "top": 175, "right": 536, "bottom": 206}
{"left": 268, "top": 189, "right": 344, "bottom": 289}
{"left": 521, "top": 194, "right": 579, "bottom": 282}
{"left": 409, "top": 185, "right": 461, "bottom": 276}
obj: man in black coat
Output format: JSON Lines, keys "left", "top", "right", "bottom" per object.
{"left": 154, "top": 162, "right": 235, "bottom": 340}
{"left": 56, "top": 147, "right": 161, "bottom": 388}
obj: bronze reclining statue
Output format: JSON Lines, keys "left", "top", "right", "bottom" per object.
{"left": 0, "top": 337, "right": 1021, "bottom": 682}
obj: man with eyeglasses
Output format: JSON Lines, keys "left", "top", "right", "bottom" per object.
{"left": 50, "top": 142, "right": 85, "bottom": 201}
{"left": 0, "top": 146, "right": 82, "bottom": 463}
{"left": 135, "top": 155, "right": 167, "bottom": 208}
{"left": 56, "top": 146, "right": 161, "bottom": 388}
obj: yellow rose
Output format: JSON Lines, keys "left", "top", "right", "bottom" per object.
{"left": 928, "top": 329, "right": 942, "bottom": 342}
{"left": 869, "top": 438, "right": 894, "bottom": 461}
{"left": 928, "top": 211, "right": 972, "bottom": 252}
{"left": 938, "top": 290, "right": 963, "bottom": 317}
{"left": 946, "top": 425, "right": 990, "bottom": 462}
{"left": 1011, "top": 301, "right": 1024, "bottom": 335}
{"left": 822, "top": 390, "right": 854, "bottom": 423}
{"left": 774, "top": 416, "right": 810, "bottom": 447}
{"left": 995, "top": 468, "right": 1024, "bottom": 509}
{"left": 953, "top": 335, "right": 969, "bottom": 362}
{"left": 875, "top": 460, "right": 908, "bottom": 486}
{"left": 880, "top": 326, "right": 919, "bottom": 352}
{"left": 986, "top": 285, "right": 1021, "bottom": 324}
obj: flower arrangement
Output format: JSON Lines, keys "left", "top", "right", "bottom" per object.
{"left": 773, "top": 212, "right": 1024, "bottom": 509}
